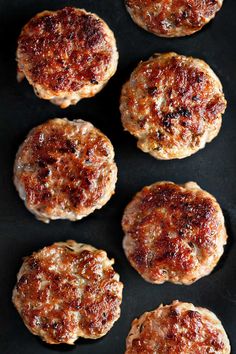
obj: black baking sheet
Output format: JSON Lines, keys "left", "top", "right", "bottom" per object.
{"left": 0, "top": 0, "right": 235, "bottom": 353}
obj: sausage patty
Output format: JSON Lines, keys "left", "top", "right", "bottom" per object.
{"left": 14, "top": 118, "right": 117, "bottom": 223}
{"left": 12, "top": 240, "right": 123, "bottom": 344}
{"left": 125, "top": 301, "right": 230, "bottom": 354}
{"left": 120, "top": 53, "right": 226, "bottom": 160}
{"left": 125, "top": 0, "right": 224, "bottom": 37}
{"left": 17, "top": 7, "right": 118, "bottom": 108}
{"left": 122, "top": 181, "right": 227, "bottom": 284}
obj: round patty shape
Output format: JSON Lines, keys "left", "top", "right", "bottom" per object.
{"left": 125, "top": 0, "right": 224, "bottom": 37}
{"left": 12, "top": 240, "right": 123, "bottom": 344}
{"left": 125, "top": 301, "right": 231, "bottom": 354}
{"left": 17, "top": 7, "right": 118, "bottom": 108}
{"left": 120, "top": 52, "right": 227, "bottom": 160}
{"left": 14, "top": 118, "right": 117, "bottom": 223}
{"left": 122, "top": 181, "right": 227, "bottom": 284}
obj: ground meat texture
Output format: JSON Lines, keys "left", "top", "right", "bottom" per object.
{"left": 122, "top": 181, "right": 227, "bottom": 285}
{"left": 12, "top": 240, "right": 123, "bottom": 344}
{"left": 14, "top": 118, "right": 117, "bottom": 223}
{"left": 120, "top": 53, "right": 226, "bottom": 160}
{"left": 17, "top": 7, "right": 118, "bottom": 108}
{"left": 125, "top": 301, "right": 231, "bottom": 354}
{"left": 125, "top": 0, "right": 224, "bottom": 37}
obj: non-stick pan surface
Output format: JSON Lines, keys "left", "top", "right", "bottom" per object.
{"left": 0, "top": 1, "right": 235, "bottom": 353}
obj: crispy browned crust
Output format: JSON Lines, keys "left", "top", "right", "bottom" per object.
{"left": 120, "top": 53, "right": 227, "bottom": 160}
{"left": 17, "top": 7, "right": 118, "bottom": 107}
{"left": 12, "top": 240, "right": 123, "bottom": 344}
{"left": 122, "top": 181, "right": 227, "bottom": 284}
{"left": 125, "top": 301, "right": 231, "bottom": 354}
{"left": 125, "top": 0, "right": 224, "bottom": 37}
{"left": 14, "top": 118, "right": 117, "bottom": 222}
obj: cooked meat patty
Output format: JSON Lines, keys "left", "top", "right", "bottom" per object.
{"left": 17, "top": 7, "right": 118, "bottom": 108}
{"left": 120, "top": 52, "right": 227, "bottom": 160}
{"left": 125, "top": 0, "right": 224, "bottom": 37}
{"left": 125, "top": 300, "right": 231, "bottom": 354}
{"left": 122, "top": 181, "right": 227, "bottom": 284}
{"left": 14, "top": 118, "right": 117, "bottom": 223}
{"left": 12, "top": 240, "right": 123, "bottom": 344}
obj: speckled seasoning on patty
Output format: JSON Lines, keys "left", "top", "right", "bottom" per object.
{"left": 125, "top": 301, "right": 230, "bottom": 353}
{"left": 125, "top": 0, "right": 224, "bottom": 37}
{"left": 17, "top": 7, "right": 118, "bottom": 108}
{"left": 120, "top": 52, "right": 226, "bottom": 160}
{"left": 14, "top": 118, "right": 117, "bottom": 222}
{"left": 122, "top": 181, "right": 227, "bottom": 284}
{"left": 12, "top": 240, "right": 123, "bottom": 344}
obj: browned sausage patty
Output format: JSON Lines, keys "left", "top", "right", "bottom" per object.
{"left": 12, "top": 240, "right": 123, "bottom": 344}
{"left": 122, "top": 181, "right": 227, "bottom": 284}
{"left": 17, "top": 7, "right": 118, "bottom": 108}
{"left": 125, "top": 0, "right": 224, "bottom": 37}
{"left": 125, "top": 301, "right": 231, "bottom": 354}
{"left": 120, "top": 53, "right": 226, "bottom": 160}
{"left": 14, "top": 118, "right": 117, "bottom": 223}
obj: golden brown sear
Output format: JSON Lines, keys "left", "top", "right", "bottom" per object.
{"left": 125, "top": 301, "right": 231, "bottom": 354}
{"left": 120, "top": 53, "right": 226, "bottom": 160}
{"left": 17, "top": 7, "right": 118, "bottom": 108}
{"left": 14, "top": 118, "right": 117, "bottom": 223}
{"left": 12, "top": 240, "right": 123, "bottom": 344}
{"left": 125, "top": 0, "right": 224, "bottom": 37}
{"left": 122, "top": 181, "right": 227, "bottom": 284}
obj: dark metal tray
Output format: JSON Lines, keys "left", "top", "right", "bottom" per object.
{"left": 0, "top": 0, "right": 235, "bottom": 353}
